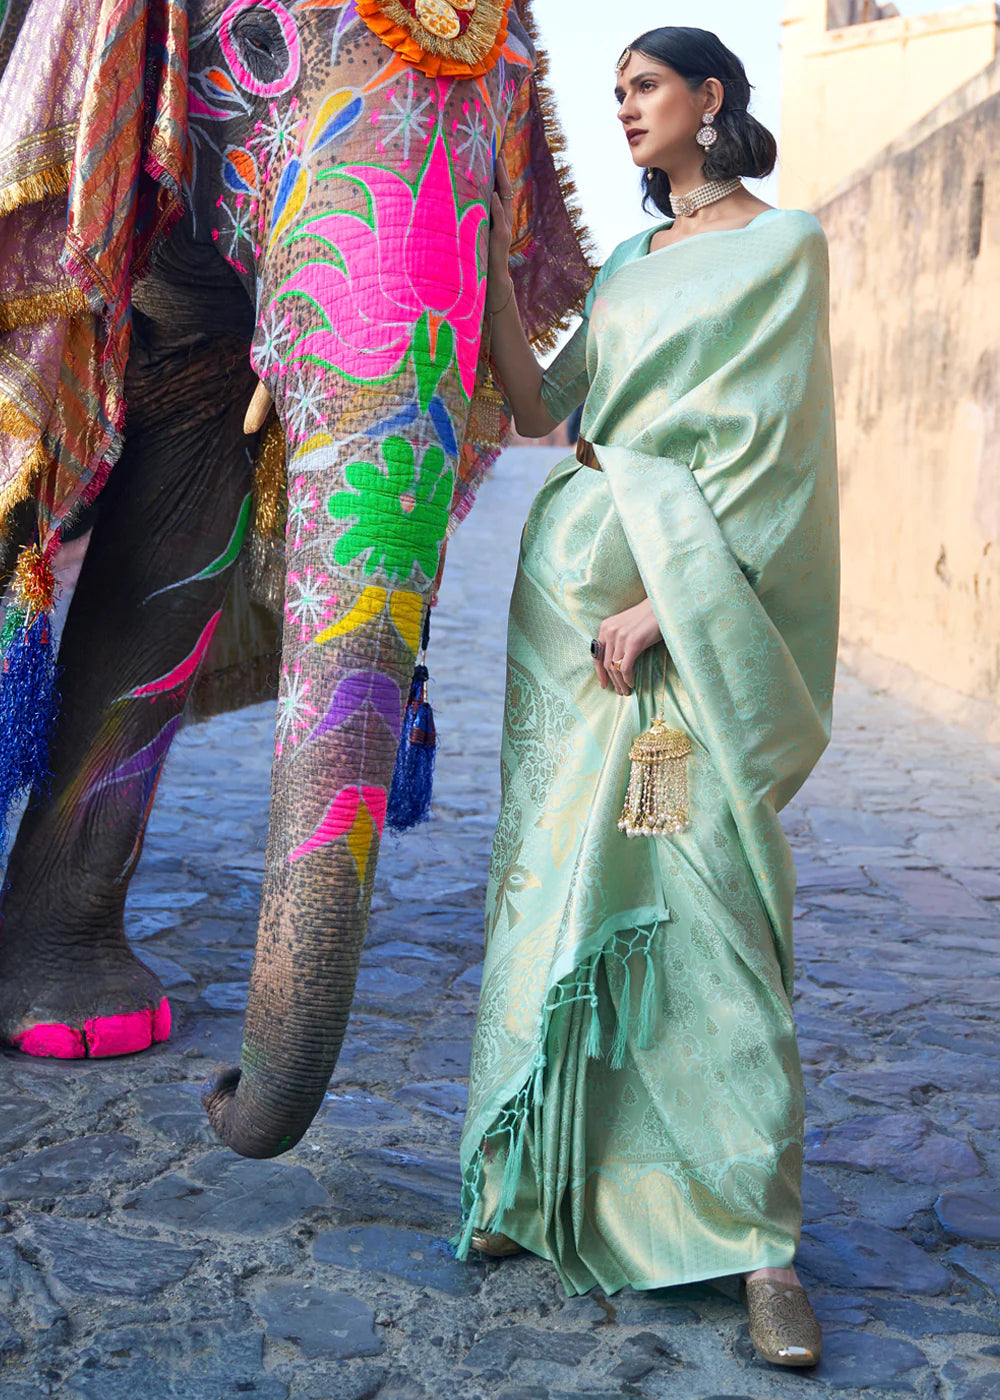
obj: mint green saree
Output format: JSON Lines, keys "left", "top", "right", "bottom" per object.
{"left": 457, "top": 209, "right": 839, "bottom": 1296}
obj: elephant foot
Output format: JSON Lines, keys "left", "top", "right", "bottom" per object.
{"left": 0, "top": 947, "right": 171, "bottom": 1058}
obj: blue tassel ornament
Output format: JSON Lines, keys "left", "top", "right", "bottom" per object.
{"left": 386, "top": 608, "right": 436, "bottom": 834}
{"left": 0, "top": 544, "right": 59, "bottom": 854}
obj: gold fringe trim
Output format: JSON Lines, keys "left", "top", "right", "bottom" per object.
{"left": 0, "top": 162, "right": 70, "bottom": 218}
{"left": 356, "top": 0, "right": 510, "bottom": 75}
{"left": 0, "top": 434, "right": 50, "bottom": 523}
{"left": 0, "top": 395, "right": 40, "bottom": 440}
{"left": 515, "top": 0, "right": 599, "bottom": 355}
{"left": 244, "top": 530, "right": 285, "bottom": 615}
{"left": 252, "top": 416, "right": 287, "bottom": 541}
{"left": 0, "top": 284, "right": 89, "bottom": 333}
{"left": 245, "top": 415, "right": 287, "bottom": 612}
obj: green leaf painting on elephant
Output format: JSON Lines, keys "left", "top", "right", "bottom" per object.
{"left": 328, "top": 437, "right": 454, "bottom": 583}
{"left": 0, "top": 0, "right": 595, "bottom": 1158}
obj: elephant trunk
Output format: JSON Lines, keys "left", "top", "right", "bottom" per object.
{"left": 201, "top": 88, "right": 486, "bottom": 1157}
{"left": 201, "top": 829, "right": 378, "bottom": 1157}
{"left": 201, "top": 493, "right": 420, "bottom": 1157}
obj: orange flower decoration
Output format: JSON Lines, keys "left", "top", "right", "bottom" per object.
{"left": 356, "top": 0, "right": 510, "bottom": 78}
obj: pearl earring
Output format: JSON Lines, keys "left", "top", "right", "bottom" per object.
{"left": 696, "top": 111, "right": 718, "bottom": 148}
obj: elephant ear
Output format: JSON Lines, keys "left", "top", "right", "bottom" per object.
{"left": 0, "top": 0, "right": 190, "bottom": 558}
{"left": 502, "top": 0, "right": 597, "bottom": 354}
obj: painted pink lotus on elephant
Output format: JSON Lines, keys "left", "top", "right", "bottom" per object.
{"left": 264, "top": 131, "right": 487, "bottom": 396}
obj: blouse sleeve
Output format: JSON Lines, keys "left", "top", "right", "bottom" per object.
{"left": 539, "top": 317, "right": 590, "bottom": 426}
{"left": 535, "top": 232, "right": 642, "bottom": 426}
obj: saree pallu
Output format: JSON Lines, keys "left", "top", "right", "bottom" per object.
{"left": 457, "top": 209, "right": 839, "bottom": 1295}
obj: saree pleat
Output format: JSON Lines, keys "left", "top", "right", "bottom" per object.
{"left": 458, "top": 209, "right": 838, "bottom": 1296}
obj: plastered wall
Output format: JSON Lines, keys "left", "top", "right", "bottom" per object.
{"left": 815, "top": 63, "right": 1000, "bottom": 732}
{"left": 781, "top": 0, "right": 999, "bottom": 209}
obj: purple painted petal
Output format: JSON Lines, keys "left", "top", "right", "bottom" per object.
{"left": 307, "top": 671, "right": 402, "bottom": 745}
{"left": 81, "top": 714, "right": 182, "bottom": 805}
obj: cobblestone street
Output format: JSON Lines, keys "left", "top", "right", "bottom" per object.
{"left": 1, "top": 445, "right": 999, "bottom": 1399}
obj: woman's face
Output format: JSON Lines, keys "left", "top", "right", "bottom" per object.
{"left": 614, "top": 52, "right": 712, "bottom": 171}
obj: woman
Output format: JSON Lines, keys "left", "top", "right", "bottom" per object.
{"left": 456, "top": 27, "right": 838, "bottom": 1369}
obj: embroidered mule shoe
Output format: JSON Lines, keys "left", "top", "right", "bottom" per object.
{"left": 469, "top": 1230, "right": 524, "bottom": 1258}
{"left": 743, "top": 1277, "right": 822, "bottom": 1367}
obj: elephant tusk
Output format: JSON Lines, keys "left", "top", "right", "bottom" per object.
{"left": 244, "top": 380, "right": 274, "bottom": 435}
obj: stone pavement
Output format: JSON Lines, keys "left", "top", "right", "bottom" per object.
{"left": 1, "top": 445, "right": 999, "bottom": 1400}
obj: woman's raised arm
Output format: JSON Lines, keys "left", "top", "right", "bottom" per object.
{"left": 485, "top": 159, "right": 559, "bottom": 440}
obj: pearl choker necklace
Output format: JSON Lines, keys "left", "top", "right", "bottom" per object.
{"left": 669, "top": 178, "right": 741, "bottom": 219}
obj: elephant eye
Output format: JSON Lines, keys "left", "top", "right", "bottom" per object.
{"left": 231, "top": 8, "right": 288, "bottom": 84}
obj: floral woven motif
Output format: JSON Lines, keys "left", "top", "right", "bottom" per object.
{"left": 355, "top": 0, "right": 510, "bottom": 78}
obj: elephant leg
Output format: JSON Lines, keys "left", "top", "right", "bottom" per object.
{"left": 0, "top": 329, "right": 256, "bottom": 1057}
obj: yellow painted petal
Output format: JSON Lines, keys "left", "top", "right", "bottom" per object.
{"left": 291, "top": 430, "right": 335, "bottom": 460}
{"left": 314, "top": 586, "right": 387, "bottom": 646}
{"left": 389, "top": 590, "right": 423, "bottom": 654}
{"left": 347, "top": 802, "right": 375, "bottom": 883}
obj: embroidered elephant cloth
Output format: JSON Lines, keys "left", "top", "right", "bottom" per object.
{"left": 0, "top": 0, "right": 188, "bottom": 555}
{"left": 457, "top": 210, "right": 840, "bottom": 1294}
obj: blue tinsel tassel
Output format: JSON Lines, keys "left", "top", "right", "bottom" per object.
{"left": 387, "top": 610, "right": 436, "bottom": 834}
{"left": 0, "top": 547, "right": 60, "bottom": 855}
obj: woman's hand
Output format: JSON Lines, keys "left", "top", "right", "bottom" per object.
{"left": 479, "top": 156, "right": 555, "bottom": 436}
{"left": 593, "top": 598, "right": 664, "bottom": 696}
{"left": 487, "top": 157, "right": 515, "bottom": 312}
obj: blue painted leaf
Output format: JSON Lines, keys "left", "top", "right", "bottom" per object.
{"left": 365, "top": 403, "right": 420, "bottom": 438}
{"left": 428, "top": 396, "right": 458, "bottom": 458}
{"left": 310, "top": 94, "right": 364, "bottom": 154}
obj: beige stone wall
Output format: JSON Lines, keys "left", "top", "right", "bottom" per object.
{"left": 815, "top": 59, "right": 1000, "bottom": 735}
{"left": 781, "top": 0, "right": 999, "bottom": 209}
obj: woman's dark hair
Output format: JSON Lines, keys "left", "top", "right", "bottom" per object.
{"left": 621, "top": 27, "right": 777, "bottom": 217}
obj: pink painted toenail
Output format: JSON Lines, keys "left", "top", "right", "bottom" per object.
{"left": 152, "top": 997, "right": 172, "bottom": 1043}
{"left": 84, "top": 1010, "right": 149, "bottom": 1056}
{"left": 15, "top": 1023, "right": 86, "bottom": 1058}
{"left": 14, "top": 999, "right": 172, "bottom": 1059}
{"left": 84, "top": 1004, "right": 163, "bottom": 1057}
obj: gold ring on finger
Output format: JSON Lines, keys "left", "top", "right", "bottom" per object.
{"left": 611, "top": 659, "right": 623, "bottom": 670}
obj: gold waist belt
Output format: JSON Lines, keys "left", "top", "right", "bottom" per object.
{"left": 576, "top": 436, "right": 601, "bottom": 471}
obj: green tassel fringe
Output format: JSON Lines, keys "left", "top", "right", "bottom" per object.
{"left": 455, "top": 920, "right": 663, "bottom": 1258}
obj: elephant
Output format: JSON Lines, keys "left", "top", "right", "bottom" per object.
{"left": 0, "top": 0, "right": 592, "bottom": 1156}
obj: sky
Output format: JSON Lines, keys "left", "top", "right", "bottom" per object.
{"left": 529, "top": 0, "right": 971, "bottom": 260}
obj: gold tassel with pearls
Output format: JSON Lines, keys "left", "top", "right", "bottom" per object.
{"left": 618, "top": 649, "right": 692, "bottom": 838}
{"left": 618, "top": 710, "right": 691, "bottom": 839}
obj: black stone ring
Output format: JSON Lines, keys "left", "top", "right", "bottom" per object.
{"left": 590, "top": 638, "right": 605, "bottom": 660}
